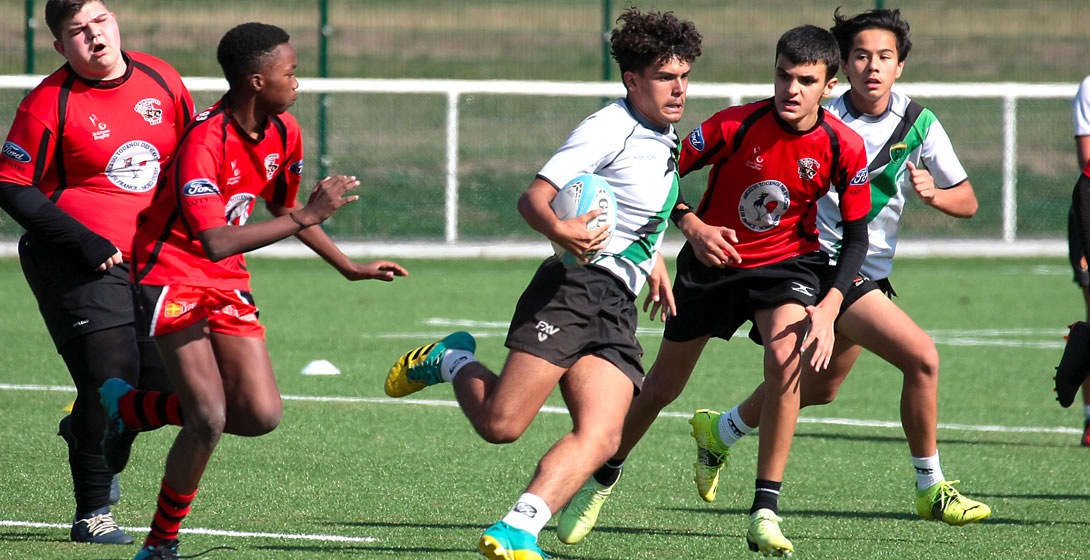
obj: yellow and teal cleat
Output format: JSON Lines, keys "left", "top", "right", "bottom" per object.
{"left": 478, "top": 521, "right": 549, "bottom": 560}
{"left": 746, "top": 509, "right": 793, "bottom": 557}
{"left": 556, "top": 477, "right": 616, "bottom": 544}
{"left": 384, "top": 331, "right": 475, "bottom": 397}
{"left": 689, "top": 409, "right": 731, "bottom": 502}
{"left": 915, "top": 480, "right": 991, "bottom": 526}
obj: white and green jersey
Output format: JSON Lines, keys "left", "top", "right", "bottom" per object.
{"left": 537, "top": 98, "right": 680, "bottom": 295}
{"left": 820, "top": 90, "right": 968, "bottom": 280}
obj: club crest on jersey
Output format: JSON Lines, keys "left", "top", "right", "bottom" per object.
{"left": 225, "top": 193, "right": 257, "bottom": 225}
{"left": 264, "top": 154, "right": 280, "bottom": 180}
{"left": 106, "top": 140, "right": 161, "bottom": 192}
{"left": 289, "top": 160, "right": 304, "bottom": 176}
{"left": 738, "top": 180, "right": 789, "bottom": 232}
{"left": 849, "top": 167, "right": 868, "bottom": 186}
{"left": 2, "top": 141, "right": 31, "bottom": 163}
{"left": 182, "top": 179, "right": 220, "bottom": 197}
{"left": 688, "top": 127, "right": 705, "bottom": 152}
{"left": 889, "top": 142, "right": 909, "bottom": 163}
{"left": 796, "top": 158, "right": 819, "bottom": 180}
{"left": 134, "top": 98, "right": 164, "bottom": 125}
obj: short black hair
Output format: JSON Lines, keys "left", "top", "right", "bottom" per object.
{"left": 45, "top": 0, "right": 106, "bottom": 40}
{"left": 775, "top": 25, "right": 840, "bottom": 81}
{"left": 610, "top": 7, "right": 702, "bottom": 76}
{"left": 216, "top": 22, "right": 291, "bottom": 87}
{"left": 831, "top": 7, "right": 913, "bottom": 63}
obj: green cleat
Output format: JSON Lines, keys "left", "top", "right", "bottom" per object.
{"left": 556, "top": 476, "right": 616, "bottom": 544}
{"left": 746, "top": 509, "right": 793, "bottom": 558}
{"left": 384, "top": 331, "right": 475, "bottom": 397}
{"left": 478, "top": 521, "right": 549, "bottom": 560}
{"left": 689, "top": 409, "right": 731, "bottom": 502}
{"left": 915, "top": 480, "right": 991, "bottom": 526}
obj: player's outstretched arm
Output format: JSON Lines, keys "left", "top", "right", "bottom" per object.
{"left": 906, "top": 161, "right": 977, "bottom": 218}
{"left": 198, "top": 175, "right": 359, "bottom": 262}
{"left": 643, "top": 252, "right": 676, "bottom": 322}
{"left": 518, "top": 177, "right": 609, "bottom": 263}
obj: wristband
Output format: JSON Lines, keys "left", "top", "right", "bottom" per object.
{"left": 289, "top": 212, "right": 310, "bottom": 230}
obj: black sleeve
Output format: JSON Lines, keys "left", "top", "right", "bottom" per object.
{"left": 1073, "top": 173, "right": 1090, "bottom": 258}
{"left": 828, "top": 217, "right": 868, "bottom": 295}
{"left": 669, "top": 189, "right": 694, "bottom": 226}
{"left": 0, "top": 181, "right": 117, "bottom": 268}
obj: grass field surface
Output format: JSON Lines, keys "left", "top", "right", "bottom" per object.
{"left": 1, "top": 255, "right": 1088, "bottom": 559}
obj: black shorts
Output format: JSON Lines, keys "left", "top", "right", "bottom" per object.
{"left": 836, "top": 268, "right": 897, "bottom": 312}
{"left": 1069, "top": 207, "right": 1089, "bottom": 287}
{"left": 664, "top": 244, "right": 828, "bottom": 343}
{"left": 505, "top": 256, "right": 645, "bottom": 390}
{"left": 18, "top": 234, "right": 141, "bottom": 350}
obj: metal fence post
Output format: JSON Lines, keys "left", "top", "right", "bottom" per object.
{"left": 25, "top": 0, "right": 36, "bottom": 74}
{"left": 318, "top": 0, "right": 331, "bottom": 180}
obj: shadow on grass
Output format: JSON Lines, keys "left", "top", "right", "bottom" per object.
{"left": 972, "top": 491, "right": 1090, "bottom": 501}
{"left": 665, "top": 506, "right": 1090, "bottom": 528}
{"left": 794, "top": 430, "right": 1074, "bottom": 449}
{"left": 332, "top": 519, "right": 722, "bottom": 539}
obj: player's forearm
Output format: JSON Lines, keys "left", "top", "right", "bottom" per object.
{"left": 197, "top": 214, "right": 303, "bottom": 262}
{"left": 1076, "top": 136, "right": 1090, "bottom": 171}
{"left": 293, "top": 223, "right": 357, "bottom": 275}
{"left": 827, "top": 217, "right": 868, "bottom": 295}
{"left": 928, "top": 180, "right": 978, "bottom": 218}
{"left": 0, "top": 181, "right": 116, "bottom": 267}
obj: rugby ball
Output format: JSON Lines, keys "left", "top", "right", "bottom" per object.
{"left": 549, "top": 174, "right": 617, "bottom": 266}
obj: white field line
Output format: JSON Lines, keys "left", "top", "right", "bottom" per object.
{"left": 0, "top": 520, "right": 379, "bottom": 543}
{"left": 0, "top": 383, "right": 1079, "bottom": 435}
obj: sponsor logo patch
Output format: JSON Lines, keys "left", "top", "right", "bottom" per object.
{"left": 134, "top": 98, "right": 164, "bottom": 125}
{"left": 225, "top": 193, "right": 257, "bottom": 225}
{"left": 849, "top": 167, "right": 869, "bottom": 186}
{"left": 106, "top": 140, "right": 161, "bottom": 192}
{"left": 796, "top": 158, "right": 819, "bottom": 180}
{"left": 182, "top": 179, "right": 220, "bottom": 197}
{"left": 687, "top": 127, "right": 705, "bottom": 151}
{"left": 1, "top": 141, "right": 31, "bottom": 163}
{"left": 738, "top": 180, "right": 789, "bottom": 232}
{"left": 536, "top": 320, "right": 559, "bottom": 342}
{"left": 289, "top": 160, "right": 304, "bottom": 175}
{"left": 264, "top": 154, "right": 280, "bottom": 180}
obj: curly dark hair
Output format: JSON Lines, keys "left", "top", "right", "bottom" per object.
{"left": 831, "top": 7, "right": 912, "bottom": 63}
{"left": 610, "top": 7, "right": 702, "bottom": 76}
{"left": 776, "top": 25, "right": 841, "bottom": 81}
{"left": 216, "top": 22, "right": 291, "bottom": 87}
{"left": 45, "top": 0, "right": 107, "bottom": 40}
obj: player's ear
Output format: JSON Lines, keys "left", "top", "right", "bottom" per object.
{"left": 823, "top": 76, "right": 838, "bottom": 98}
{"left": 248, "top": 73, "right": 264, "bottom": 92}
{"left": 53, "top": 40, "right": 66, "bottom": 58}
{"left": 894, "top": 60, "right": 904, "bottom": 80}
{"left": 622, "top": 71, "right": 636, "bottom": 91}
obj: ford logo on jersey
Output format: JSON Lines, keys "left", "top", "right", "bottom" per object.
{"left": 688, "top": 127, "right": 705, "bottom": 152}
{"left": 289, "top": 160, "right": 303, "bottom": 175}
{"left": 2, "top": 142, "right": 32, "bottom": 163}
{"left": 182, "top": 179, "right": 220, "bottom": 197}
{"left": 849, "top": 167, "right": 868, "bottom": 186}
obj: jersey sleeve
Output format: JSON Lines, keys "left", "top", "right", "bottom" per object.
{"left": 175, "top": 140, "right": 228, "bottom": 237}
{"left": 1074, "top": 76, "right": 1090, "bottom": 137}
{"left": 537, "top": 114, "right": 620, "bottom": 189}
{"left": 0, "top": 105, "right": 54, "bottom": 188}
{"left": 918, "top": 116, "right": 968, "bottom": 189}
{"left": 837, "top": 133, "right": 872, "bottom": 222}
{"left": 678, "top": 112, "right": 732, "bottom": 177}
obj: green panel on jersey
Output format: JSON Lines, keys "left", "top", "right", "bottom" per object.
{"left": 864, "top": 108, "right": 939, "bottom": 224}
{"left": 618, "top": 170, "right": 680, "bottom": 266}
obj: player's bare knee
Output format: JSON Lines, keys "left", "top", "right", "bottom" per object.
{"left": 475, "top": 416, "right": 526, "bottom": 444}
{"left": 801, "top": 386, "right": 838, "bottom": 407}
{"left": 641, "top": 374, "right": 685, "bottom": 408}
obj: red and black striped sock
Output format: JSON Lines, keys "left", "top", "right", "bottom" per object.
{"left": 119, "top": 390, "right": 183, "bottom": 429}
{"left": 143, "top": 479, "right": 196, "bottom": 548}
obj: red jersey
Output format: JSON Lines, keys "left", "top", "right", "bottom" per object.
{"left": 0, "top": 51, "right": 193, "bottom": 259}
{"left": 679, "top": 99, "right": 870, "bottom": 268}
{"left": 132, "top": 101, "right": 303, "bottom": 291}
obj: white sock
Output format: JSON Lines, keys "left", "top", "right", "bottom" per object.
{"left": 1082, "top": 403, "right": 1090, "bottom": 420}
{"left": 717, "top": 405, "right": 754, "bottom": 447}
{"left": 440, "top": 349, "right": 476, "bottom": 382}
{"left": 911, "top": 453, "right": 944, "bottom": 490}
{"left": 500, "top": 493, "right": 552, "bottom": 537}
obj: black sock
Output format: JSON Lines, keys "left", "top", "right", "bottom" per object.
{"left": 592, "top": 458, "right": 625, "bottom": 486}
{"left": 750, "top": 479, "right": 782, "bottom": 514}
